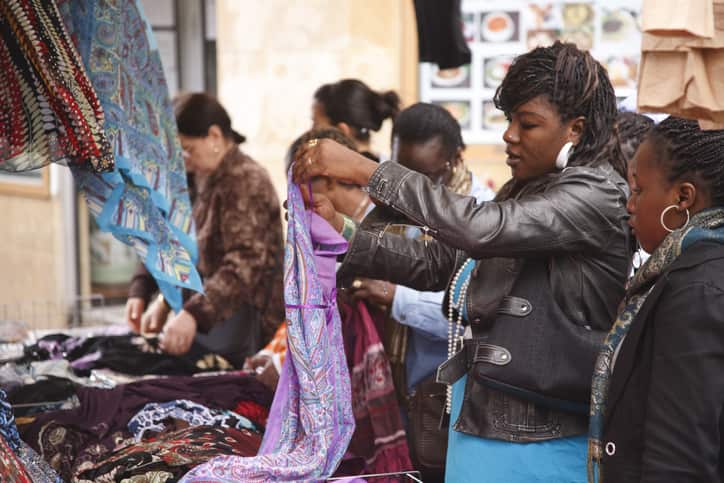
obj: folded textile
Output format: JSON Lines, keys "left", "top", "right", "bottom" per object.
{"left": 128, "top": 399, "right": 257, "bottom": 442}
{"left": 22, "top": 333, "right": 235, "bottom": 376}
{"left": 0, "top": 389, "right": 62, "bottom": 482}
{"left": 56, "top": 0, "right": 201, "bottom": 309}
{"left": 75, "top": 425, "right": 261, "bottom": 483}
{"left": 19, "top": 374, "right": 271, "bottom": 481}
{"left": 0, "top": 0, "right": 113, "bottom": 173}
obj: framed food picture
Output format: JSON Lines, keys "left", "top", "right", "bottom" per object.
{"left": 480, "top": 11, "right": 520, "bottom": 43}
{"left": 432, "top": 101, "right": 472, "bottom": 130}
{"left": 482, "top": 101, "right": 507, "bottom": 131}
{"left": 600, "top": 7, "right": 639, "bottom": 44}
{"left": 483, "top": 56, "right": 514, "bottom": 89}
{"left": 463, "top": 12, "right": 477, "bottom": 43}
{"left": 419, "top": 0, "right": 642, "bottom": 145}
{"left": 604, "top": 56, "right": 639, "bottom": 89}
{"left": 431, "top": 65, "right": 471, "bottom": 89}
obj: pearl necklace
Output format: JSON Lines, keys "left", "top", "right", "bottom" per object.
{"left": 445, "top": 258, "right": 473, "bottom": 414}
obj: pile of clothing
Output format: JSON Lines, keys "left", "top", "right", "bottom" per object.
{"left": 0, "top": 331, "right": 272, "bottom": 482}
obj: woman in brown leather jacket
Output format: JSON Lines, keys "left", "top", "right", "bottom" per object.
{"left": 294, "top": 42, "right": 630, "bottom": 482}
{"left": 125, "top": 93, "right": 284, "bottom": 365}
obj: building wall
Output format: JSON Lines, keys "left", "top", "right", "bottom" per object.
{"left": 217, "top": 1, "right": 409, "bottom": 196}
{"left": 0, "top": 189, "right": 68, "bottom": 329}
{"left": 216, "top": 0, "right": 507, "bottom": 198}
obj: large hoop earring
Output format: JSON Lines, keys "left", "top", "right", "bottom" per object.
{"left": 556, "top": 141, "right": 574, "bottom": 170}
{"left": 660, "top": 205, "right": 690, "bottom": 233}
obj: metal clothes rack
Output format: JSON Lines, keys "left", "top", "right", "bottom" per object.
{"left": 327, "top": 470, "right": 423, "bottom": 482}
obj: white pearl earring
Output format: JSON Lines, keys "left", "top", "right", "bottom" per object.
{"left": 556, "top": 141, "right": 574, "bottom": 170}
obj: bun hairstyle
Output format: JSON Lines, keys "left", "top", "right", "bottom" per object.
{"left": 648, "top": 117, "right": 724, "bottom": 206}
{"left": 494, "top": 41, "right": 626, "bottom": 179}
{"left": 174, "top": 92, "right": 246, "bottom": 144}
{"left": 314, "top": 79, "right": 400, "bottom": 142}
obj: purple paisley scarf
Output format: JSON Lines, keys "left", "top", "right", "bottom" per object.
{"left": 180, "top": 172, "right": 354, "bottom": 481}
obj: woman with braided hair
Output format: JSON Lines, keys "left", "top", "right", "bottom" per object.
{"left": 295, "top": 41, "right": 629, "bottom": 482}
{"left": 589, "top": 117, "right": 724, "bottom": 482}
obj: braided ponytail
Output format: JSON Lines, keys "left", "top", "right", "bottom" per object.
{"left": 648, "top": 117, "right": 724, "bottom": 205}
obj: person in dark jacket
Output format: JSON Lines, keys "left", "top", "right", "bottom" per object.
{"left": 588, "top": 117, "right": 724, "bottom": 483}
{"left": 294, "top": 42, "right": 630, "bottom": 482}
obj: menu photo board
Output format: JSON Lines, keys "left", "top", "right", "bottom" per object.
{"left": 419, "top": 0, "right": 643, "bottom": 145}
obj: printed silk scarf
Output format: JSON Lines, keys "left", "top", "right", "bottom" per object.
{"left": 0, "top": 0, "right": 113, "bottom": 173}
{"left": 56, "top": 0, "right": 201, "bottom": 308}
{"left": 588, "top": 207, "right": 724, "bottom": 482}
{"left": 180, "top": 172, "right": 354, "bottom": 481}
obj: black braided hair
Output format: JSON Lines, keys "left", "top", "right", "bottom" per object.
{"left": 391, "top": 102, "right": 465, "bottom": 159}
{"left": 494, "top": 41, "right": 626, "bottom": 179}
{"left": 314, "top": 79, "right": 400, "bottom": 142}
{"left": 647, "top": 117, "right": 724, "bottom": 206}
{"left": 617, "top": 112, "right": 654, "bottom": 163}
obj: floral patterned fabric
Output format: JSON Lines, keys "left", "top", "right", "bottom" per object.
{"left": 180, "top": 174, "right": 355, "bottom": 481}
{"left": 55, "top": 0, "right": 201, "bottom": 310}
{"left": 0, "top": 0, "right": 113, "bottom": 173}
{"left": 0, "top": 389, "right": 62, "bottom": 482}
{"left": 128, "top": 399, "right": 257, "bottom": 442}
{"left": 75, "top": 425, "right": 261, "bottom": 483}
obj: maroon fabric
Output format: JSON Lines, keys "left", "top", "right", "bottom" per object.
{"left": 336, "top": 301, "right": 413, "bottom": 478}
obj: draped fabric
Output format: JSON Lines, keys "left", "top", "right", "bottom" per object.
{"left": 337, "top": 300, "right": 413, "bottom": 478}
{"left": 0, "top": 0, "right": 113, "bottom": 172}
{"left": 180, "top": 174, "right": 355, "bottom": 482}
{"left": 55, "top": 0, "right": 201, "bottom": 310}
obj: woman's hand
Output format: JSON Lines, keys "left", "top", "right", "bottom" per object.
{"left": 349, "top": 278, "right": 396, "bottom": 307}
{"left": 125, "top": 297, "right": 146, "bottom": 333}
{"left": 140, "top": 297, "right": 171, "bottom": 335}
{"left": 292, "top": 138, "right": 377, "bottom": 187}
{"left": 299, "top": 187, "right": 345, "bottom": 232}
{"left": 159, "top": 310, "right": 197, "bottom": 355}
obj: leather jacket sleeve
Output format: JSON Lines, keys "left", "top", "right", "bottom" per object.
{"left": 367, "top": 161, "right": 627, "bottom": 259}
{"left": 338, "top": 206, "right": 463, "bottom": 292}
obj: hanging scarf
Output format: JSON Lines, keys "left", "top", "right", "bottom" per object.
{"left": 587, "top": 207, "right": 724, "bottom": 482}
{"left": 55, "top": 0, "right": 201, "bottom": 309}
{"left": 0, "top": 0, "right": 113, "bottom": 172}
{"left": 337, "top": 300, "right": 413, "bottom": 478}
{"left": 180, "top": 171, "right": 355, "bottom": 482}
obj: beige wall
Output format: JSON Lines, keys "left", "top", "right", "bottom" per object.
{"left": 216, "top": 0, "right": 508, "bottom": 197}
{"left": 0, "top": 191, "right": 68, "bottom": 329}
{"left": 217, "top": 0, "right": 415, "bottom": 197}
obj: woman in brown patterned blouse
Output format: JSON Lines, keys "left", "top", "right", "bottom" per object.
{"left": 125, "top": 93, "right": 284, "bottom": 363}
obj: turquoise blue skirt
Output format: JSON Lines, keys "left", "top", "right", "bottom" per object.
{"left": 445, "top": 376, "right": 588, "bottom": 482}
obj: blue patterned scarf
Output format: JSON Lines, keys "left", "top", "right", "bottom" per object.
{"left": 57, "top": 0, "right": 201, "bottom": 309}
{"left": 588, "top": 207, "right": 724, "bottom": 482}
